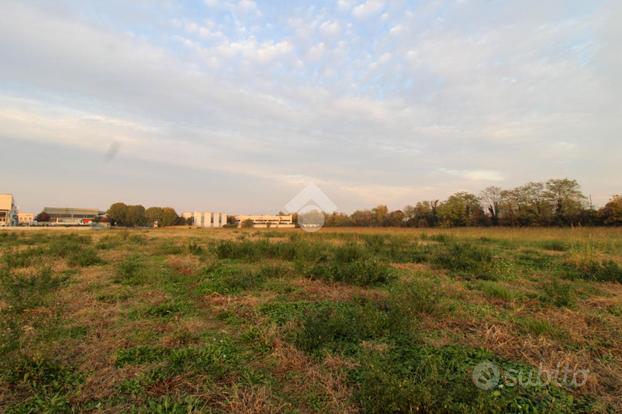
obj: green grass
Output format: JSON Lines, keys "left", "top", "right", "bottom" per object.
{"left": 0, "top": 228, "right": 621, "bottom": 412}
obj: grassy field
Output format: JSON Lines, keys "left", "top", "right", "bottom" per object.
{"left": 1, "top": 227, "right": 622, "bottom": 413}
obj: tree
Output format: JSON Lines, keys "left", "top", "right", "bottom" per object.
{"left": 35, "top": 211, "right": 50, "bottom": 222}
{"left": 543, "top": 178, "right": 587, "bottom": 225}
{"left": 600, "top": 195, "right": 622, "bottom": 226}
{"left": 107, "top": 202, "right": 128, "bottom": 226}
{"left": 350, "top": 210, "right": 372, "bottom": 227}
{"left": 438, "top": 192, "right": 485, "bottom": 227}
{"left": 371, "top": 205, "right": 389, "bottom": 226}
{"left": 126, "top": 205, "right": 146, "bottom": 227}
{"left": 385, "top": 210, "right": 405, "bottom": 227}
{"left": 480, "top": 186, "right": 503, "bottom": 226}
{"left": 160, "top": 208, "right": 179, "bottom": 227}
{"left": 145, "top": 207, "right": 163, "bottom": 226}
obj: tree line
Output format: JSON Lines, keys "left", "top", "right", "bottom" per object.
{"left": 317, "top": 178, "right": 622, "bottom": 227}
{"left": 106, "top": 202, "right": 190, "bottom": 227}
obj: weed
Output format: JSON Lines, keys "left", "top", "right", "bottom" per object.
{"left": 538, "top": 240, "right": 570, "bottom": 252}
{"left": 305, "top": 256, "right": 395, "bottom": 286}
{"left": 143, "top": 300, "right": 194, "bottom": 318}
{"left": 540, "top": 278, "right": 575, "bottom": 307}
{"left": 115, "top": 255, "right": 144, "bottom": 285}
{"left": 0, "top": 267, "right": 68, "bottom": 312}
{"left": 476, "top": 281, "right": 515, "bottom": 301}
{"left": 200, "top": 263, "right": 263, "bottom": 294}
{"left": 352, "top": 344, "right": 579, "bottom": 413}
{"left": 562, "top": 259, "right": 622, "bottom": 283}
{"left": 294, "top": 299, "right": 392, "bottom": 355}
{"left": 431, "top": 242, "right": 495, "bottom": 279}
{"left": 67, "top": 247, "right": 104, "bottom": 267}
{"left": 517, "top": 317, "right": 569, "bottom": 340}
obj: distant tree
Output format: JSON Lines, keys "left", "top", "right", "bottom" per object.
{"left": 438, "top": 192, "right": 485, "bottom": 227}
{"left": 126, "top": 205, "right": 146, "bottom": 227}
{"left": 350, "top": 210, "right": 373, "bottom": 227}
{"left": 325, "top": 212, "right": 351, "bottom": 227}
{"left": 107, "top": 202, "right": 129, "bottom": 226}
{"left": 404, "top": 201, "right": 439, "bottom": 227}
{"left": 371, "top": 205, "right": 389, "bottom": 226}
{"left": 385, "top": 210, "right": 405, "bottom": 227}
{"left": 480, "top": 186, "right": 503, "bottom": 226}
{"left": 241, "top": 219, "right": 254, "bottom": 228}
{"left": 35, "top": 211, "right": 50, "bottom": 222}
{"left": 543, "top": 178, "right": 587, "bottom": 225}
{"left": 600, "top": 195, "right": 622, "bottom": 226}
{"left": 160, "top": 208, "right": 178, "bottom": 227}
{"left": 145, "top": 207, "right": 163, "bottom": 226}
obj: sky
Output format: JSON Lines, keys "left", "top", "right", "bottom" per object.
{"left": 1, "top": 0, "right": 620, "bottom": 214}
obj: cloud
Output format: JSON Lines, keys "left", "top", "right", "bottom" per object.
{"left": 439, "top": 169, "right": 505, "bottom": 182}
{"left": 237, "top": 0, "right": 259, "bottom": 14}
{"left": 319, "top": 20, "right": 341, "bottom": 36}
{"left": 352, "top": 0, "right": 385, "bottom": 19}
{"left": 0, "top": 0, "right": 620, "bottom": 210}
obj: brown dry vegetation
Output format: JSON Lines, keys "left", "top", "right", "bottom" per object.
{"left": 1, "top": 227, "right": 621, "bottom": 413}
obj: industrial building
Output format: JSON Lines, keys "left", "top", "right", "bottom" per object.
{"left": 17, "top": 212, "right": 34, "bottom": 226}
{"left": 185, "top": 211, "right": 228, "bottom": 228}
{"left": 235, "top": 215, "right": 295, "bottom": 228}
{"left": 43, "top": 207, "right": 102, "bottom": 225}
{"left": 0, "top": 194, "right": 17, "bottom": 226}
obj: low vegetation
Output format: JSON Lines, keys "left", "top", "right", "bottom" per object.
{"left": 1, "top": 227, "right": 621, "bottom": 412}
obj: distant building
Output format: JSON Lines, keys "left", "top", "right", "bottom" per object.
{"left": 190, "top": 211, "right": 228, "bottom": 228}
{"left": 17, "top": 212, "right": 34, "bottom": 226}
{"left": 235, "top": 215, "right": 294, "bottom": 228}
{"left": 0, "top": 194, "right": 17, "bottom": 226}
{"left": 43, "top": 207, "right": 102, "bottom": 226}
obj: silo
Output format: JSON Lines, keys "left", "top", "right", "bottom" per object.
{"left": 203, "top": 212, "right": 212, "bottom": 228}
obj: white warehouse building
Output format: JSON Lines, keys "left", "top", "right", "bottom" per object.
{"left": 185, "top": 211, "right": 228, "bottom": 228}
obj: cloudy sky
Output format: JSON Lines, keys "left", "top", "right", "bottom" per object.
{"left": 1, "top": 0, "right": 620, "bottom": 214}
